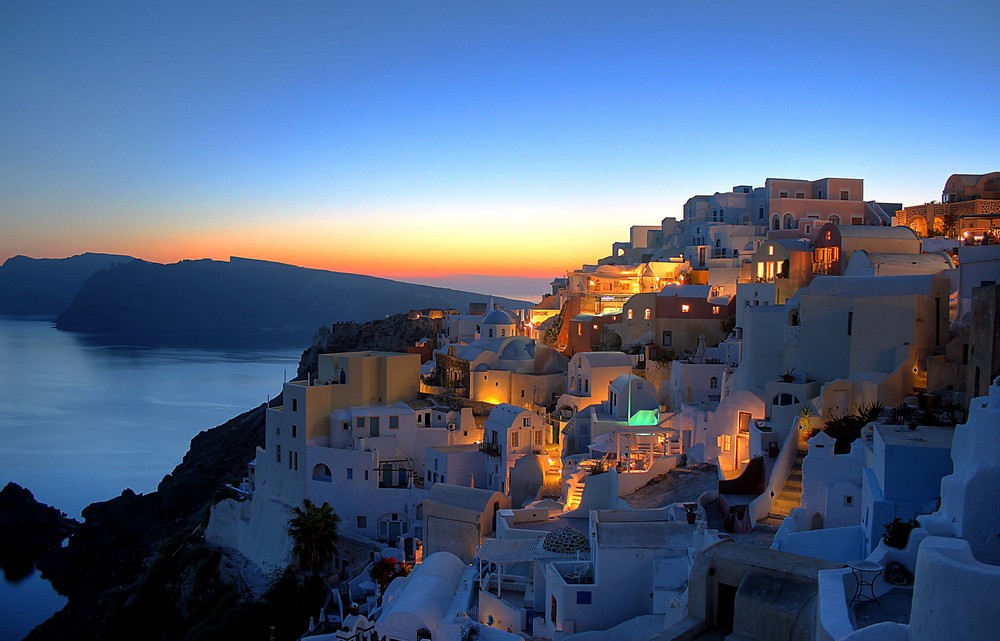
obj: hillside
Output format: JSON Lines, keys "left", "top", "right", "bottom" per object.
{"left": 55, "top": 256, "right": 530, "bottom": 345}
{"left": 0, "top": 253, "right": 135, "bottom": 318}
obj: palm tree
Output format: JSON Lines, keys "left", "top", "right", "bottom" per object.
{"left": 288, "top": 499, "right": 341, "bottom": 576}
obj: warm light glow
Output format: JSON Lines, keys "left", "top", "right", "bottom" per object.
{"left": 681, "top": 304, "right": 690, "bottom": 313}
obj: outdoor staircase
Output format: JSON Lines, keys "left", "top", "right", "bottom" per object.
{"left": 766, "top": 446, "right": 806, "bottom": 522}
{"left": 565, "top": 476, "right": 585, "bottom": 511}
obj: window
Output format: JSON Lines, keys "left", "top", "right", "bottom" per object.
{"left": 840, "top": 189, "right": 850, "bottom": 200}
{"left": 644, "top": 308, "right": 651, "bottom": 320}
{"left": 520, "top": 389, "right": 525, "bottom": 398}
{"left": 347, "top": 467, "right": 353, "bottom": 480}
{"left": 627, "top": 309, "right": 634, "bottom": 320}
{"left": 783, "top": 213, "right": 794, "bottom": 229}
{"left": 662, "top": 331, "right": 672, "bottom": 347}
{"left": 771, "top": 393, "right": 801, "bottom": 406}
{"left": 851, "top": 217, "right": 863, "bottom": 225}
{"left": 291, "top": 399, "right": 298, "bottom": 411}
{"left": 356, "top": 417, "right": 365, "bottom": 429}
{"left": 357, "top": 516, "right": 367, "bottom": 529}
{"left": 522, "top": 417, "right": 531, "bottom": 427}
{"left": 723, "top": 434, "right": 733, "bottom": 452}
{"left": 312, "top": 463, "right": 332, "bottom": 482}
{"left": 681, "top": 304, "right": 690, "bottom": 313}
{"left": 844, "top": 495, "right": 854, "bottom": 507}
{"left": 577, "top": 591, "right": 593, "bottom": 605}
{"left": 275, "top": 445, "right": 281, "bottom": 463}
{"left": 370, "top": 416, "right": 380, "bottom": 434}
{"left": 276, "top": 426, "right": 280, "bottom": 436}
{"left": 291, "top": 424, "right": 297, "bottom": 438}
{"left": 818, "top": 190, "right": 824, "bottom": 199}
{"left": 389, "top": 415, "right": 398, "bottom": 429}
{"left": 510, "top": 431, "right": 520, "bottom": 448}
{"left": 759, "top": 206, "right": 764, "bottom": 219}
{"left": 577, "top": 324, "right": 582, "bottom": 336}
{"left": 795, "top": 191, "right": 805, "bottom": 199}
{"left": 712, "top": 306, "right": 720, "bottom": 315}
{"left": 768, "top": 245, "right": 774, "bottom": 256}
{"left": 710, "top": 377, "right": 719, "bottom": 389}
{"left": 534, "top": 430, "right": 543, "bottom": 446}
{"left": 365, "top": 470, "right": 369, "bottom": 481}
{"left": 847, "top": 311, "right": 853, "bottom": 336}
{"left": 779, "top": 191, "right": 788, "bottom": 198}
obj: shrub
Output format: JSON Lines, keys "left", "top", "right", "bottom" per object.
{"left": 882, "top": 517, "right": 919, "bottom": 549}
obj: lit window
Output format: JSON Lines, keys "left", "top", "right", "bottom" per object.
{"left": 593, "top": 324, "right": 599, "bottom": 330}
{"left": 627, "top": 309, "right": 634, "bottom": 320}
{"left": 577, "top": 325, "right": 582, "bottom": 336}
{"left": 712, "top": 306, "right": 720, "bottom": 315}
{"left": 644, "top": 308, "right": 651, "bottom": 320}
{"left": 681, "top": 304, "right": 690, "bottom": 313}
{"left": 723, "top": 435, "right": 733, "bottom": 452}
{"left": 768, "top": 245, "right": 774, "bottom": 256}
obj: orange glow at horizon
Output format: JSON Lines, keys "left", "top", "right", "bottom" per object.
{"left": 4, "top": 202, "right": 622, "bottom": 283}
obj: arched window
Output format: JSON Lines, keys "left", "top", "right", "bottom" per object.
{"left": 783, "top": 213, "right": 794, "bottom": 229}
{"left": 627, "top": 309, "right": 634, "bottom": 320}
{"left": 771, "top": 393, "right": 801, "bottom": 407}
{"left": 710, "top": 377, "right": 719, "bottom": 389}
{"left": 715, "top": 238, "right": 721, "bottom": 247}
{"left": 829, "top": 215, "right": 840, "bottom": 225}
{"left": 312, "top": 463, "right": 332, "bottom": 482}
{"left": 772, "top": 215, "right": 780, "bottom": 231}
{"left": 644, "top": 308, "right": 651, "bottom": 320}
{"left": 501, "top": 328, "right": 506, "bottom": 337}
{"left": 488, "top": 328, "right": 494, "bottom": 338}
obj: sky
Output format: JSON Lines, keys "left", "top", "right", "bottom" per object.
{"left": 1, "top": 1, "right": 997, "bottom": 301}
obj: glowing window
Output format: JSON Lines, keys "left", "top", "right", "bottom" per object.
{"left": 593, "top": 324, "right": 599, "bottom": 330}
{"left": 627, "top": 309, "right": 634, "bottom": 320}
{"left": 768, "top": 245, "right": 774, "bottom": 256}
{"left": 644, "top": 308, "right": 651, "bottom": 320}
{"left": 681, "top": 304, "right": 690, "bottom": 313}
{"left": 712, "top": 306, "right": 720, "bottom": 315}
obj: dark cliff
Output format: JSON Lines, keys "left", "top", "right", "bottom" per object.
{"left": 56, "top": 256, "right": 529, "bottom": 345}
{"left": 0, "top": 253, "right": 134, "bottom": 318}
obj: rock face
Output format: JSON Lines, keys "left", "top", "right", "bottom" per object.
{"left": 56, "top": 256, "right": 529, "bottom": 345}
{"left": 0, "top": 253, "right": 134, "bottom": 318}
{"left": 28, "top": 404, "right": 272, "bottom": 641}
{"left": 296, "top": 314, "right": 436, "bottom": 378}
{"left": 0, "top": 483, "right": 79, "bottom": 581}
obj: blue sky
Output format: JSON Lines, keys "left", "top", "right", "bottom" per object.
{"left": 1, "top": 1, "right": 997, "bottom": 300}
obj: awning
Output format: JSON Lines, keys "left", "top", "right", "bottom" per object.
{"left": 476, "top": 537, "right": 540, "bottom": 565}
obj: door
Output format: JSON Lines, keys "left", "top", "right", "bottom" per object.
{"left": 831, "top": 390, "right": 849, "bottom": 418}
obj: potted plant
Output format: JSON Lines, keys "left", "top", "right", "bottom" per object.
{"left": 780, "top": 367, "right": 796, "bottom": 383}
{"left": 683, "top": 503, "right": 699, "bottom": 524}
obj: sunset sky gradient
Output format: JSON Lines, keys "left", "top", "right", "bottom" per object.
{"left": 2, "top": 1, "right": 997, "bottom": 300}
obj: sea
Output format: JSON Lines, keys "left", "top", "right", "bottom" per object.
{"left": 0, "top": 318, "right": 301, "bottom": 641}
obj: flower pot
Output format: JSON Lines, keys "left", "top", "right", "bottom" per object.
{"left": 686, "top": 511, "right": 697, "bottom": 524}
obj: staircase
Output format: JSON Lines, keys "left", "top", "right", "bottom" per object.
{"left": 766, "top": 446, "right": 806, "bottom": 523}
{"left": 565, "top": 474, "right": 586, "bottom": 511}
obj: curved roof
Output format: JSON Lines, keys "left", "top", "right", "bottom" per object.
{"left": 806, "top": 274, "right": 937, "bottom": 298}
{"left": 483, "top": 309, "right": 514, "bottom": 325}
{"left": 485, "top": 403, "right": 529, "bottom": 427}
{"left": 576, "top": 351, "right": 632, "bottom": 368}
{"left": 658, "top": 284, "right": 711, "bottom": 298}
{"left": 860, "top": 251, "right": 955, "bottom": 270}
{"left": 836, "top": 225, "right": 919, "bottom": 240}
{"left": 376, "top": 552, "right": 465, "bottom": 632}
{"left": 499, "top": 336, "right": 535, "bottom": 361}
{"left": 426, "top": 483, "right": 503, "bottom": 513}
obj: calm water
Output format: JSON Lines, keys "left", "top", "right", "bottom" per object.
{"left": 0, "top": 318, "right": 301, "bottom": 641}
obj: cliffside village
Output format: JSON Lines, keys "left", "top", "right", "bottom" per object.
{"left": 206, "top": 172, "right": 1000, "bottom": 641}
